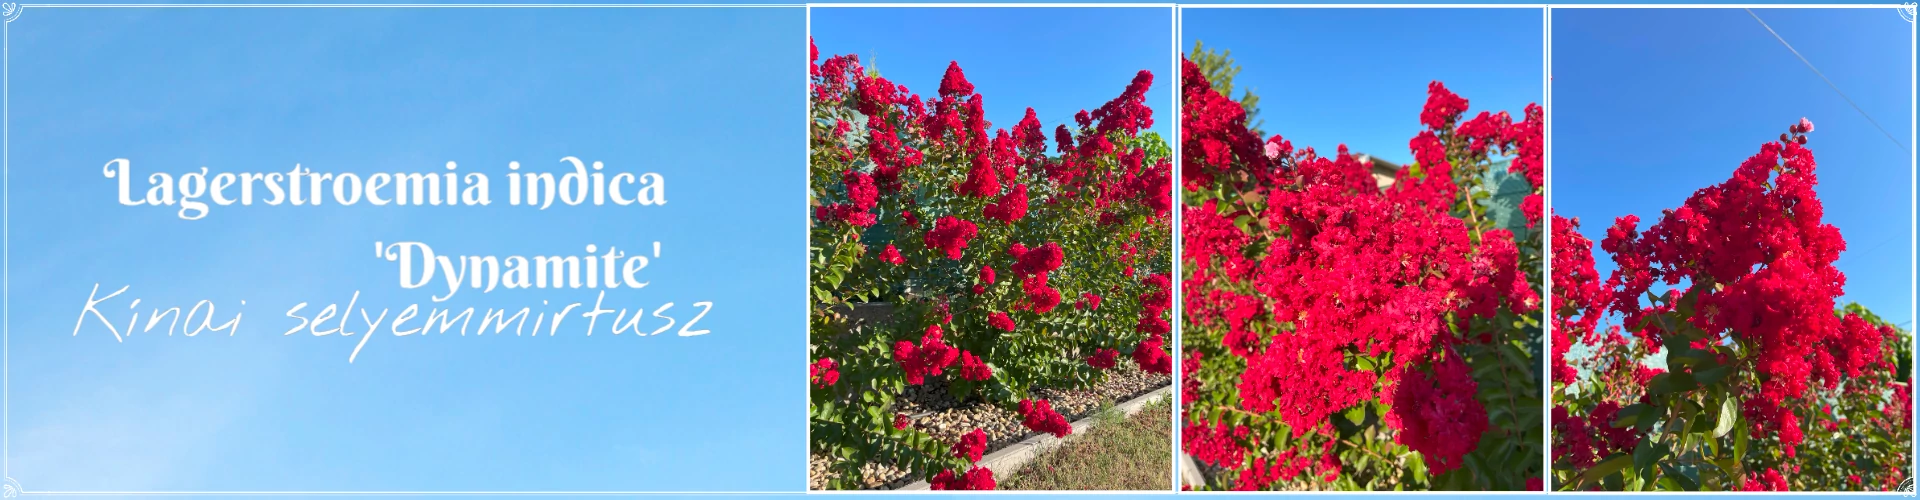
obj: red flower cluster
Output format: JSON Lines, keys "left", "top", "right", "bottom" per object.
{"left": 958, "top": 351, "right": 993, "bottom": 382}
{"left": 1183, "top": 420, "right": 1250, "bottom": 470}
{"left": 878, "top": 244, "right": 904, "bottom": 266}
{"left": 953, "top": 428, "right": 989, "bottom": 462}
{"left": 1550, "top": 213, "right": 1607, "bottom": 386}
{"left": 893, "top": 325, "right": 959, "bottom": 385}
{"left": 1018, "top": 398, "right": 1073, "bottom": 438}
{"left": 1133, "top": 332, "right": 1172, "bottom": 374}
{"left": 809, "top": 358, "right": 839, "bottom": 388}
{"left": 1739, "top": 469, "right": 1789, "bottom": 491}
{"left": 1386, "top": 350, "right": 1488, "bottom": 475}
{"left": 930, "top": 467, "right": 996, "bottom": 490}
{"left": 1076, "top": 292, "right": 1103, "bottom": 310}
{"left": 1419, "top": 81, "right": 1470, "bottom": 130}
{"left": 925, "top": 216, "right": 980, "bottom": 260}
{"left": 1086, "top": 348, "right": 1119, "bottom": 370}
{"left": 1596, "top": 121, "right": 1870, "bottom": 455}
{"left": 988, "top": 312, "right": 1016, "bottom": 332}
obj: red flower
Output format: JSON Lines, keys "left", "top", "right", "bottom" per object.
{"left": 983, "top": 184, "right": 1030, "bottom": 223}
{"left": 930, "top": 467, "right": 996, "bottom": 490}
{"left": 959, "top": 155, "right": 1001, "bottom": 198}
{"left": 1012, "top": 241, "right": 1065, "bottom": 277}
{"left": 1018, "top": 398, "right": 1073, "bottom": 437}
{"left": 1739, "top": 468, "right": 1789, "bottom": 491}
{"left": 809, "top": 358, "right": 839, "bottom": 388}
{"left": 1086, "top": 348, "right": 1119, "bottom": 370}
{"left": 1132, "top": 334, "right": 1171, "bottom": 374}
{"left": 938, "top": 61, "right": 974, "bottom": 98}
{"left": 1076, "top": 292, "right": 1103, "bottom": 310}
{"left": 923, "top": 216, "right": 979, "bottom": 260}
{"left": 953, "top": 428, "right": 989, "bottom": 462}
{"left": 988, "top": 312, "right": 1016, "bottom": 332}
{"left": 877, "top": 244, "right": 904, "bottom": 265}
{"left": 958, "top": 351, "right": 993, "bottom": 381}
{"left": 893, "top": 324, "right": 959, "bottom": 385}
{"left": 1022, "top": 272, "right": 1062, "bottom": 313}
{"left": 894, "top": 413, "right": 911, "bottom": 430}
{"left": 1419, "top": 80, "right": 1469, "bottom": 130}
{"left": 1385, "top": 350, "right": 1487, "bottom": 476}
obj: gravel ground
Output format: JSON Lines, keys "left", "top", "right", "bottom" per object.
{"left": 809, "top": 364, "right": 1171, "bottom": 490}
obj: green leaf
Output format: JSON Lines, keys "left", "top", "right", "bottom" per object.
{"left": 1633, "top": 440, "right": 1670, "bottom": 483}
{"left": 1613, "top": 403, "right": 1650, "bottom": 428}
{"left": 1660, "top": 462, "right": 1702, "bottom": 491}
{"left": 1733, "top": 420, "right": 1750, "bottom": 463}
{"left": 1652, "top": 371, "right": 1699, "bottom": 395}
{"left": 1577, "top": 454, "right": 1633, "bottom": 489}
{"left": 1344, "top": 405, "right": 1369, "bottom": 427}
{"left": 1712, "top": 396, "right": 1737, "bottom": 438}
{"left": 1694, "top": 365, "right": 1735, "bottom": 386}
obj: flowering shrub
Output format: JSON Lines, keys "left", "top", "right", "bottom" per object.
{"left": 808, "top": 39, "right": 1172, "bottom": 489}
{"left": 1180, "top": 55, "right": 1544, "bottom": 491}
{"left": 1551, "top": 120, "right": 1913, "bottom": 491}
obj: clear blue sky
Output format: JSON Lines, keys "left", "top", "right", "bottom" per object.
{"left": 1553, "top": 8, "right": 1914, "bottom": 331}
{"left": 811, "top": 7, "right": 1174, "bottom": 143}
{"left": 1182, "top": 8, "right": 1545, "bottom": 165}
{"left": 6, "top": 7, "right": 803, "bottom": 490}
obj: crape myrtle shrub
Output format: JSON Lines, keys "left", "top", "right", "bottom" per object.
{"left": 1551, "top": 119, "right": 1914, "bottom": 492}
{"left": 1180, "top": 56, "right": 1545, "bottom": 491}
{"left": 807, "top": 39, "right": 1174, "bottom": 490}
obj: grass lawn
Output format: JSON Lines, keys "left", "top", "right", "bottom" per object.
{"left": 1003, "top": 396, "right": 1172, "bottom": 490}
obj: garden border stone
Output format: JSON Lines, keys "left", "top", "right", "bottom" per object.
{"left": 897, "top": 385, "right": 1173, "bottom": 491}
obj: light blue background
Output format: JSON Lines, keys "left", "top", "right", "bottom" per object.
{"left": 5, "top": 6, "right": 804, "bottom": 491}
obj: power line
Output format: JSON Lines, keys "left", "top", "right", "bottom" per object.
{"left": 1745, "top": 8, "right": 1911, "bottom": 155}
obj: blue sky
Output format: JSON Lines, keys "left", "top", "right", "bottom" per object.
{"left": 811, "top": 7, "right": 1175, "bottom": 144}
{"left": 6, "top": 7, "right": 803, "bottom": 491}
{"left": 1553, "top": 8, "right": 1914, "bottom": 331}
{"left": 1182, "top": 8, "right": 1546, "bottom": 165}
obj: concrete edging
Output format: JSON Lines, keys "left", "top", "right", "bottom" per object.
{"left": 897, "top": 385, "right": 1173, "bottom": 490}
{"left": 1179, "top": 452, "right": 1208, "bottom": 489}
